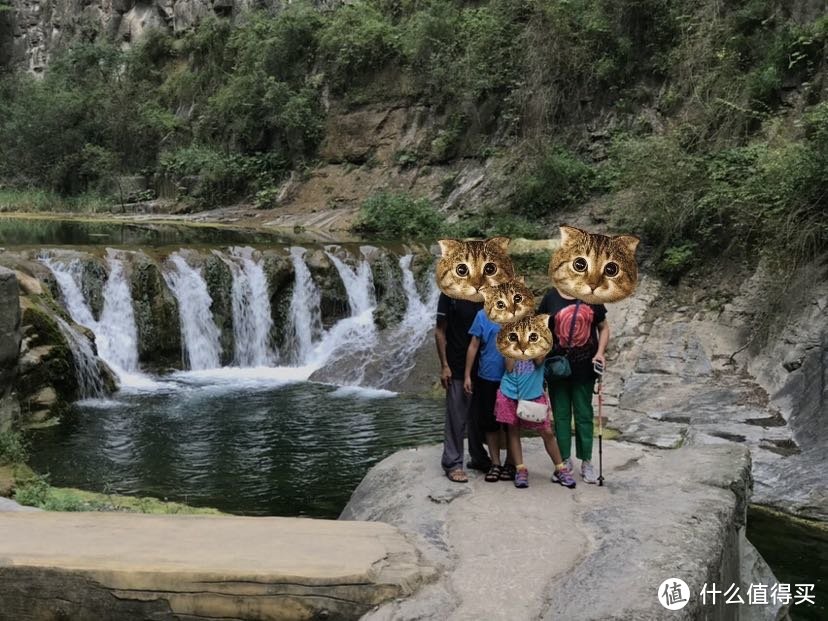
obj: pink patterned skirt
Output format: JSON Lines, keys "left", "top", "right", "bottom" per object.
{"left": 494, "top": 389, "right": 551, "bottom": 431}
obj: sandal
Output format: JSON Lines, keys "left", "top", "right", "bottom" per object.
{"left": 446, "top": 468, "right": 468, "bottom": 483}
{"left": 500, "top": 463, "right": 516, "bottom": 481}
{"left": 484, "top": 464, "right": 502, "bottom": 483}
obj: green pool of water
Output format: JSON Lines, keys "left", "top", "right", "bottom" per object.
{"left": 747, "top": 506, "right": 827, "bottom": 621}
{"left": 27, "top": 378, "right": 443, "bottom": 518}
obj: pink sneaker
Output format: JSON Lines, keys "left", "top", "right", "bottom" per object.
{"left": 551, "top": 466, "right": 576, "bottom": 489}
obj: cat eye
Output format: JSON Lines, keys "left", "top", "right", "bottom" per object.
{"left": 496, "top": 301, "right": 506, "bottom": 309}
{"left": 529, "top": 333, "right": 539, "bottom": 342}
{"left": 483, "top": 262, "right": 497, "bottom": 275}
{"left": 508, "top": 333, "right": 518, "bottom": 342}
{"left": 573, "top": 257, "right": 588, "bottom": 272}
{"left": 456, "top": 264, "right": 469, "bottom": 277}
{"left": 604, "top": 262, "right": 619, "bottom": 277}
{"left": 513, "top": 294, "right": 522, "bottom": 303}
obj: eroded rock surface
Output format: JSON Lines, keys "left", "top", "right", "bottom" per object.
{"left": 342, "top": 441, "right": 786, "bottom": 621}
{"left": 0, "top": 512, "right": 432, "bottom": 621}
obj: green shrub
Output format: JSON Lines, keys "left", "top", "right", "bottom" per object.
{"left": 353, "top": 192, "right": 442, "bottom": 239}
{"left": 659, "top": 243, "right": 697, "bottom": 281}
{"left": 14, "top": 475, "right": 50, "bottom": 506}
{"left": 0, "top": 431, "right": 28, "bottom": 465}
{"left": 447, "top": 210, "right": 545, "bottom": 240}
{"left": 318, "top": 2, "right": 401, "bottom": 92}
{"left": 512, "top": 147, "right": 594, "bottom": 218}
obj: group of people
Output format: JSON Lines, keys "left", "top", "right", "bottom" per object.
{"left": 435, "top": 285, "right": 609, "bottom": 488}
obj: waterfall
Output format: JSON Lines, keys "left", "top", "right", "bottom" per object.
{"left": 163, "top": 253, "right": 222, "bottom": 370}
{"left": 54, "top": 316, "right": 106, "bottom": 399}
{"left": 373, "top": 255, "right": 440, "bottom": 387}
{"left": 220, "top": 247, "right": 275, "bottom": 367}
{"left": 325, "top": 248, "right": 376, "bottom": 316}
{"left": 98, "top": 252, "right": 140, "bottom": 374}
{"left": 41, "top": 250, "right": 140, "bottom": 381}
{"left": 285, "top": 247, "right": 323, "bottom": 364}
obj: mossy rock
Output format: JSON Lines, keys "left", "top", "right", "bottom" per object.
{"left": 129, "top": 256, "right": 182, "bottom": 371}
{"left": 306, "top": 250, "right": 349, "bottom": 329}
{"left": 202, "top": 254, "right": 234, "bottom": 365}
{"left": 262, "top": 253, "right": 295, "bottom": 353}
{"left": 18, "top": 305, "right": 77, "bottom": 422}
{"left": 77, "top": 257, "right": 108, "bottom": 321}
{"left": 371, "top": 250, "right": 406, "bottom": 330}
{"left": 410, "top": 251, "right": 436, "bottom": 302}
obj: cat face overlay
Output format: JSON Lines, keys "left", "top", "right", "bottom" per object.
{"left": 495, "top": 314, "right": 553, "bottom": 361}
{"left": 548, "top": 225, "right": 640, "bottom": 304}
{"left": 436, "top": 237, "right": 515, "bottom": 302}
{"left": 479, "top": 278, "right": 535, "bottom": 324}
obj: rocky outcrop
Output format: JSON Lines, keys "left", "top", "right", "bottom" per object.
{"left": 201, "top": 252, "right": 235, "bottom": 364}
{"left": 370, "top": 249, "right": 406, "bottom": 330}
{"left": 0, "top": 267, "right": 22, "bottom": 432}
{"left": 0, "top": 0, "right": 342, "bottom": 73}
{"left": 0, "top": 511, "right": 431, "bottom": 621}
{"left": 342, "top": 441, "right": 787, "bottom": 621}
{"left": 261, "top": 251, "right": 294, "bottom": 353}
{"left": 129, "top": 253, "right": 182, "bottom": 370}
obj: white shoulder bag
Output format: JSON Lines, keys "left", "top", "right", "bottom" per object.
{"left": 516, "top": 365, "right": 550, "bottom": 423}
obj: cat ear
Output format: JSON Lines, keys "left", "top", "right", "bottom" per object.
{"left": 516, "top": 275, "right": 525, "bottom": 284}
{"left": 535, "top": 313, "right": 551, "bottom": 326}
{"left": 485, "top": 237, "right": 511, "bottom": 253}
{"left": 558, "top": 225, "right": 584, "bottom": 246}
{"left": 614, "top": 234, "right": 640, "bottom": 255}
{"left": 438, "top": 239, "right": 463, "bottom": 256}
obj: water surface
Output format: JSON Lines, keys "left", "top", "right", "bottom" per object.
{"left": 27, "top": 377, "right": 443, "bottom": 518}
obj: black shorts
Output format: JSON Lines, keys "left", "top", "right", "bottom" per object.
{"left": 472, "top": 378, "right": 504, "bottom": 434}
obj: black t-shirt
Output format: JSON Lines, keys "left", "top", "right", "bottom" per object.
{"left": 436, "top": 293, "right": 483, "bottom": 380}
{"left": 537, "top": 288, "right": 607, "bottom": 381}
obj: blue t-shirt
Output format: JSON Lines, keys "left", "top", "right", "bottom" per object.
{"left": 468, "top": 309, "right": 505, "bottom": 382}
{"left": 500, "top": 360, "right": 545, "bottom": 401}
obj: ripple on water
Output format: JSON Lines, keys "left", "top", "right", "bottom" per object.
{"left": 26, "top": 380, "right": 443, "bottom": 517}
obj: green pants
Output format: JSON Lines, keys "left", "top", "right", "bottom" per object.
{"left": 549, "top": 378, "right": 595, "bottom": 461}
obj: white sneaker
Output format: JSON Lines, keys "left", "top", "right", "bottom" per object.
{"left": 581, "top": 460, "right": 598, "bottom": 484}
{"left": 564, "top": 457, "right": 574, "bottom": 472}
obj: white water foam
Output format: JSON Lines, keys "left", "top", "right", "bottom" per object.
{"left": 163, "top": 253, "right": 222, "bottom": 370}
{"left": 219, "top": 247, "right": 276, "bottom": 367}
{"left": 41, "top": 250, "right": 142, "bottom": 386}
{"left": 54, "top": 316, "right": 107, "bottom": 399}
{"left": 372, "top": 255, "right": 440, "bottom": 388}
{"left": 285, "top": 247, "right": 323, "bottom": 364}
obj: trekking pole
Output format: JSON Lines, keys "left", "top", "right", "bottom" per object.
{"left": 596, "top": 378, "right": 605, "bottom": 487}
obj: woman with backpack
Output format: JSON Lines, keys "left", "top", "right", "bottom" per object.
{"left": 538, "top": 288, "right": 610, "bottom": 484}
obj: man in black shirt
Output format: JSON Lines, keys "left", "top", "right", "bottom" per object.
{"left": 435, "top": 292, "right": 490, "bottom": 482}
{"left": 537, "top": 287, "right": 610, "bottom": 484}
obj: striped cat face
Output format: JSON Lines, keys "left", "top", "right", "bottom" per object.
{"left": 479, "top": 278, "right": 535, "bottom": 324}
{"left": 436, "top": 237, "right": 515, "bottom": 301}
{"left": 549, "top": 225, "right": 639, "bottom": 304}
{"left": 496, "top": 314, "right": 553, "bottom": 361}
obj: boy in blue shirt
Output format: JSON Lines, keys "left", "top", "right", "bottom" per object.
{"left": 464, "top": 309, "right": 514, "bottom": 482}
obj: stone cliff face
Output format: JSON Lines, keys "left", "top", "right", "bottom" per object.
{"left": 0, "top": 0, "right": 341, "bottom": 72}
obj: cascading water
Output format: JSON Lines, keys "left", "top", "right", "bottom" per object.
{"left": 42, "top": 244, "right": 437, "bottom": 392}
{"left": 304, "top": 248, "right": 379, "bottom": 383}
{"left": 41, "top": 250, "right": 141, "bottom": 382}
{"left": 54, "top": 316, "right": 107, "bottom": 399}
{"left": 325, "top": 248, "right": 376, "bottom": 316}
{"left": 163, "top": 253, "right": 222, "bottom": 371}
{"left": 219, "top": 247, "right": 276, "bottom": 367}
{"left": 285, "top": 247, "right": 323, "bottom": 364}
{"left": 97, "top": 252, "right": 140, "bottom": 374}
{"left": 372, "top": 255, "right": 440, "bottom": 387}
